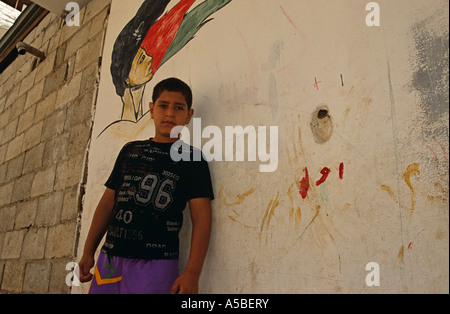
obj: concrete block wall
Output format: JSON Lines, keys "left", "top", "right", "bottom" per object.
{"left": 0, "top": 0, "right": 111, "bottom": 294}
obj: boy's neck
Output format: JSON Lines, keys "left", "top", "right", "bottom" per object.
{"left": 151, "top": 135, "right": 178, "bottom": 144}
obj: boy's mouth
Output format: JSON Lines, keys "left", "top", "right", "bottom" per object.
{"left": 162, "top": 121, "right": 176, "bottom": 126}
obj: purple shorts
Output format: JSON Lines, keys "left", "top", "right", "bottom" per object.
{"left": 89, "top": 252, "right": 179, "bottom": 294}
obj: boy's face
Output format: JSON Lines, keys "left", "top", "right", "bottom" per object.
{"left": 149, "top": 90, "right": 193, "bottom": 143}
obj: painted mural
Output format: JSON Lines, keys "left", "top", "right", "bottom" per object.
{"left": 99, "top": 0, "right": 231, "bottom": 136}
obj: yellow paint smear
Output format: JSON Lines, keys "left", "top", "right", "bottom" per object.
{"left": 228, "top": 215, "right": 255, "bottom": 229}
{"left": 381, "top": 185, "right": 397, "bottom": 202}
{"left": 266, "top": 195, "right": 279, "bottom": 229}
{"left": 224, "top": 188, "right": 255, "bottom": 206}
{"left": 260, "top": 198, "right": 273, "bottom": 233}
{"left": 403, "top": 163, "right": 420, "bottom": 214}
{"left": 287, "top": 183, "right": 294, "bottom": 203}
{"left": 341, "top": 203, "right": 351, "bottom": 211}
{"left": 294, "top": 207, "right": 302, "bottom": 228}
{"left": 397, "top": 245, "right": 404, "bottom": 265}
{"left": 259, "top": 194, "right": 280, "bottom": 244}
{"left": 261, "top": 195, "right": 279, "bottom": 230}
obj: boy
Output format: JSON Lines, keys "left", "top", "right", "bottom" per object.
{"left": 78, "top": 78, "right": 214, "bottom": 294}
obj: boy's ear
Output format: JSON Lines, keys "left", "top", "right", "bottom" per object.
{"left": 186, "top": 108, "right": 194, "bottom": 124}
{"left": 149, "top": 102, "right": 154, "bottom": 118}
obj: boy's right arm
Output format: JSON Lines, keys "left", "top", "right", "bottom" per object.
{"left": 78, "top": 188, "right": 115, "bottom": 283}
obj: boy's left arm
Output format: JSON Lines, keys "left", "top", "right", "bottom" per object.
{"left": 171, "top": 197, "right": 212, "bottom": 294}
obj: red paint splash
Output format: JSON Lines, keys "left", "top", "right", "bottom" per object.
{"left": 299, "top": 167, "right": 309, "bottom": 199}
{"left": 339, "top": 162, "right": 344, "bottom": 180}
{"left": 315, "top": 167, "right": 331, "bottom": 186}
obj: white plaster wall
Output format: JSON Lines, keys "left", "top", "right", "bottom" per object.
{"left": 75, "top": 0, "right": 449, "bottom": 293}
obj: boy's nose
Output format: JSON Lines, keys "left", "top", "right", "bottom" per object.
{"left": 166, "top": 106, "right": 175, "bottom": 117}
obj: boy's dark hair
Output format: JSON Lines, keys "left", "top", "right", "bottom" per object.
{"left": 152, "top": 77, "right": 193, "bottom": 109}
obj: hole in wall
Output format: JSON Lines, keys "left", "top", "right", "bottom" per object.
{"left": 310, "top": 105, "right": 333, "bottom": 144}
{"left": 317, "top": 109, "right": 329, "bottom": 119}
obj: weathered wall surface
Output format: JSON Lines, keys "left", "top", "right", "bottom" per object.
{"left": 0, "top": 0, "right": 446, "bottom": 295}
{"left": 73, "top": 0, "right": 448, "bottom": 294}
{"left": 0, "top": 0, "right": 111, "bottom": 293}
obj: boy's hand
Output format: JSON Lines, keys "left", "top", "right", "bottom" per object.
{"left": 170, "top": 272, "right": 199, "bottom": 294}
{"left": 77, "top": 254, "right": 95, "bottom": 283}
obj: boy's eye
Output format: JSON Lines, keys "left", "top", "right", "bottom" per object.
{"left": 176, "top": 106, "right": 185, "bottom": 110}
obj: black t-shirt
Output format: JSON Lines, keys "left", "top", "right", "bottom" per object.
{"left": 101, "top": 139, "right": 214, "bottom": 260}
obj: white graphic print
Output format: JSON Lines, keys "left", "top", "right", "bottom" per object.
{"left": 134, "top": 173, "right": 175, "bottom": 211}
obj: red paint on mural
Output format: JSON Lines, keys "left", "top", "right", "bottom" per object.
{"left": 315, "top": 167, "right": 331, "bottom": 186}
{"left": 298, "top": 163, "right": 345, "bottom": 199}
{"left": 299, "top": 167, "right": 309, "bottom": 199}
{"left": 141, "top": 0, "right": 196, "bottom": 74}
